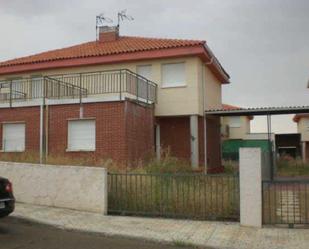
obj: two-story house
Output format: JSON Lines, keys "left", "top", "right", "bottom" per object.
{"left": 0, "top": 26, "right": 230, "bottom": 172}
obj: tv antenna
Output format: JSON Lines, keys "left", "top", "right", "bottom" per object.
{"left": 117, "top": 9, "right": 134, "bottom": 27}
{"left": 96, "top": 13, "right": 113, "bottom": 40}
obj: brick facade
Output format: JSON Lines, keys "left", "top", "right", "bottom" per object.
{"left": 205, "top": 116, "right": 223, "bottom": 173}
{"left": 0, "top": 103, "right": 222, "bottom": 171}
{"left": 0, "top": 101, "right": 154, "bottom": 165}
{"left": 157, "top": 116, "right": 191, "bottom": 163}
{"left": 157, "top": 115, "right": 223, "bottom": 172}
{"left": 0, "top": 106, "right": 41, "bottom": 153}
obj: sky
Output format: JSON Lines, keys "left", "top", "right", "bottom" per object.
{"left": 0, "top": 0, "right": 308, "bottom": 133}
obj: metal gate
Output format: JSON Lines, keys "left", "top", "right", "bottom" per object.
{"left": 108, "top": 173, "right": 239, "bottom": 221}
{"left": 262, "top": 180, "right": 309, "bottom": 226}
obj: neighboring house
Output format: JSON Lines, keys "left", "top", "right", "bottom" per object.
{"left": 293, "top": 114, "right": 309, "bottom": 161}
{"left": 221, "top": 104, "right": 253, "bottom": 140}
{"left": 0, "top": 25, "right": 230, "bottom": 171}
{"left": 275, "top": 133, "right": 301, "bottom": 159}
{"left": 220, "top": 104, "right": 276, "bottom": 161}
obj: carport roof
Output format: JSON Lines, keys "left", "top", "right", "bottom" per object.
{"left": 205, "top": 105, "right": 309, "bottom": 116}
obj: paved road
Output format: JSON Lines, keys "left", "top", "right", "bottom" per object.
{"left": 0, "top": 217, "right": 201, "bottom": 249}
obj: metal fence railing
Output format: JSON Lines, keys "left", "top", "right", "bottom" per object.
{"left": 51, "top": 69, "right": 157, "bottom": 103}
{"left": 263, "top": 180, "right": 309, "bottom": 226}
{"left": 108, "top": 173, "right": 239, "bottom": 221}
{"left": 0, "top": 69, "right": 157, "bottom": 105}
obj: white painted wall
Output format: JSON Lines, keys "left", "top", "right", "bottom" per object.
{"left": 0, "top": 161, "right": 107, "bottom": 214}
{"left": 297, "top": 117, "right": 309, "bottom": 141}
{"left": 221, "top": 116, "right": 251, "bottom": 140}
{"left": 0, "top": 56, "right": 224, "bottom": 117}
{"left": 239, "top": 148, "right": 262, "bottom": 228}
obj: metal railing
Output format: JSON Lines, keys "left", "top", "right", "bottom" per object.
{"left": 263, "top": 180, "right": 309, "bottom": 226}
{"left": 44, "top": 77, "right": 88, "bottom": 100}
{"left": 0, "top": 69, "right": 157, "bottom": 105}
{"left": 108, "top": 173, "right": 239, "bottom": 221}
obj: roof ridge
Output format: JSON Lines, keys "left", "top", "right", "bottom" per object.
{"left": 0, "top": 35, "right": 206, "bottom": 67}
{"left": 121, "top": 35, "right": 206, "bottom": 43}
{"left": 0, "top": 40, "right": 96, "bottom": 66}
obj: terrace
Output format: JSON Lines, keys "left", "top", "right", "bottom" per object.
{"left": 0, "top": 69, "right": 157, "bottom": 106}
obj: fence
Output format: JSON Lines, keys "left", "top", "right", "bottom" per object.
{"left": 0, "top": 69, "right": 157, "bottom": 104}
{"left": 108, "top": 173, "right": 239, "bottom": 221}
{"left": 263, "top": 180, "right": 309, "bottom": 226}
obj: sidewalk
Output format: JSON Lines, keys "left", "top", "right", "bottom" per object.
{"left": 12, "top": 203, "right": 309, "bottom": 249}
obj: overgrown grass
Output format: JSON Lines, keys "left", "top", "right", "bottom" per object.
{"left": 0, "top": 151, "right": 120, "bottom": 169}
{"left": 0, "top": 149, "right": 196, "bottom": 174}
{"left": 276, "top": 157, "right": 309, "bottom": 177}
{"left": 108, "top": 172, "right": 239, "bottom": 221}
{"left": 222, "top": 160, "right": 238, "bottom": 174}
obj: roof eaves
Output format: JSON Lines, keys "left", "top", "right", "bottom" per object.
{"left": 203, "top": 44, "right": 230, "bottom": 83}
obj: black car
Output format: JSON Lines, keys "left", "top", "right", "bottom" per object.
{"left": 0, "top": 177, "right": 15, "bottom": 218}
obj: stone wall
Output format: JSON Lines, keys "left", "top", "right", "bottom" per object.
{"left": 0, "top": 161, "right": 107, "bottom": 213}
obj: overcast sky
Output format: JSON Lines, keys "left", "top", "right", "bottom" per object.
{"left": 0, "top": 0, "right": 308, "bottom": 133}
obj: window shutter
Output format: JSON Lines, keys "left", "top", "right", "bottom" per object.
{"left": 137, "top": 65, "right": 152, "bottom": 80}
{"left": 162, "top": 63, "right": 186, "bottom": 87}
{"left": 68, "top": 120, "right": 95, "bottom": 151}
{"left": 3, "top": 123, "right": 25, "bottom": 152}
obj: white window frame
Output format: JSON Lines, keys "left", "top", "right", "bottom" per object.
{"left": 67, "top": 119, "right": 96, "bottom": 152}
{"left": 2, "top": 122, "right": 26, "bottom": 152}
{"left": 229, "top": 116, "right": 241, "bottom": 128}
{"left": 161, "top": 62, "right": 186, "bottom": 88}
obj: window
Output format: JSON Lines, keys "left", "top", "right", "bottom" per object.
{"left": 137, "top": 65, "right": 152, "bottom": 80}
{"left": 229, "top": 116, "right": 241, "bottom": 128}
{"left": 31, "top": 76, "right": 43, "bottom": 98}
{"left": 161, "top": 62, "right": 186, "bottom": 88}
{"left": 2, "top": 123, "right": 25, "bottom": 152}
{"left": 67, "top": 120, "right": 95, "bottom": 151}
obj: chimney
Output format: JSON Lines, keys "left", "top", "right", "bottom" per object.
{"left": 98, "top": 26, "right": 119, "bottom": 42}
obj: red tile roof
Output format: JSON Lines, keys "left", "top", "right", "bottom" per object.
{"left": 222, "top": 104, "right": 242, "bottom": 111}
{"left": 222, "top": 104, "right": 254, "bottom": 120}
{"left": 293, "top": 114, "right": 309, "bottom": 122}
{"left": 0, "top": 36, "right": 205, "bottom": 67}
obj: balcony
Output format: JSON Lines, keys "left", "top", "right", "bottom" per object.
{"left": 0, "top": 69, "right": 157, "bottom": 106}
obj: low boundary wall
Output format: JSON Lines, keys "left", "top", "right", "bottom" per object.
{"left": 0, "top": 161, "right": 107, "bottom": 214}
